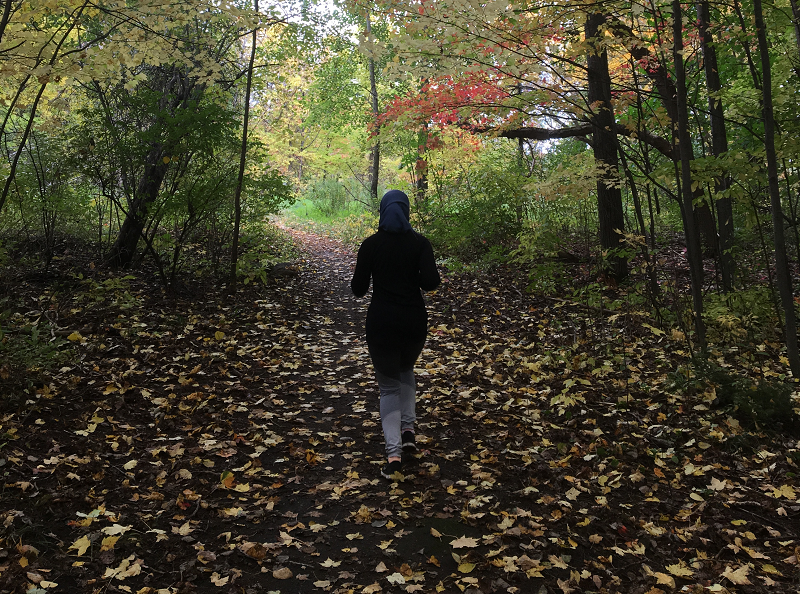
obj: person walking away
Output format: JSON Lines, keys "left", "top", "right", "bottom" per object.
{"left": 351, "top": 190, "right": 441, "bottom": 479}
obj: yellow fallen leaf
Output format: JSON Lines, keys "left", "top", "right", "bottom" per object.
{"left": 430, "top": 527, "right": 442, "bottom": 538}
{"left": 458, "top": 562, "right": 476, "bottom": 573}
{"left": 67, "top": 332, "right": 83, "bottom": 342}
{"left": 100, "top": 536, "right": 120, "bottom": 551}
{"left": 654, "top": 572, "right": 675, "bottom": 588}
{"left": 69, "top": 535, "right": 91, "bottom": 556}
{"left": 666, "top": 562, "right": 693, "bottom": 577}
{"left": 214, "top": 331, "right": 225, "bottom": 341}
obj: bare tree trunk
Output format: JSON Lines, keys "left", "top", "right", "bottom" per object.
{"left": 0, "top": 3, "right": 87, "bottom": 214}
{"left": 105, "top": 72, "right": 192, "bottom": 267}
{"left": 754, "top": 0, "right": 800, "bottom": 376}
{"left": 0, "top": 0, "right": 16, "bottom": 53}
{"left": 415, "top": 122, "right": 428, "bottom": 204}
{"left": 366, "top": 11, "right": 380, "bottom": 203}
{"left": 697, "top": 0, "right": 734, "bottom": 290}
{"left": 673, "top": 0, "right": 707, "bottom": 348}
{"left": 230, "top": 0, "right": 259, "bottom": 288}
{"left": 106, "top": 145, "right": 170, "bottom": 267}
{"left": 586, "top": 11, "right": 627, "bottom": 281}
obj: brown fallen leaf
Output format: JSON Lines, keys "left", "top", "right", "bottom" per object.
{"left": 273, "top": 567, "right": 293, "bottom": 579}
{"left": 450, "top": 536, "right": 479, "bottom": 548}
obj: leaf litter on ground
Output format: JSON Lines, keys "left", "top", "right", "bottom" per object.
{"left": 1, "top": 225, "right": 800, "bottom": 593}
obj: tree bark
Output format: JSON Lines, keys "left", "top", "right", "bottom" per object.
{"left": 753, "top": 0, "right": 800, "bottom": 376}
{"left": 673, "top": 0, "right": 707, "bottom": 348}
{"left": 0, "top": 0, "right": 15, "bottom": 48}
{"left": 106, "top": 144, "right": 170, "bottom": 267}
{"left": 105, "top": 71, "right": 192, "bottom": 267}
{"left": 585, "top": 11, "right": 626, "bottom": 281}
{"left": 366, "top": 11, "right": 380, "bottom": 204}
{"left": 415, "top": 122, "right": 429, "bottom": 203}
{"left": 606, "top": 14, "right": 716, "bottom": 253}
{"left": 697, "top": 0, "right": 734, "bottom": 290}
{"left": 230, "top": 1, "right": 259, "bottom": 288}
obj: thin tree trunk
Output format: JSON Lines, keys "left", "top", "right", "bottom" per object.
{"left": 416, "top": 122, "right": 429, "bottom": 204}
{"left": 586, "top": 11, "right": 627, "bottom": 281}
{"left": 0, "top": 2, "right": 87, "bottom": 214}
{"left": 753, "top": 0, "right": 800, "bottom": 376}
{"left": 366, "top": 11, "right": 380, "bottom": 204}
{"left": 105, "top": 71, "right": 193, "bottom": 267}
{"left": 230, "top": 1, "right": 259, "bottom": 288}
{"left": 0, "top": 0, "right": 14, "bottom": 46}
{"left": 673, "top": 0, "right": 707, "bottom": 348}
{"left": 697, "top": 0, "right": 734, "bottom": 290}
{"left": 106, "top": 144, "right": 170, "bottom": 267}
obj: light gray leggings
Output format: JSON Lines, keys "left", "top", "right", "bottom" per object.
{"left": 376, "top": 369, "right": 416, "bottom": 459}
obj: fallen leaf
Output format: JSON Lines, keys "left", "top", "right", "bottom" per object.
{"left": 320, "top": 558, "right": 341, "bottom": 568}
{"left": 210, "top": 572, "right": 229, "bottom": 586}
{"left": 69, "top": 536, "right": 91, "bottom": 556}
{"left": 722, "top": 564, "right": 751, "bottom": 585}
{"left": 450, "top": 536, "right": 479, "bottom": 548}
{"left": 273, "top": 567, "right": 292, "bottom": 579}
{"left": 386, "top": 573, "right": 406, "bottom": 584}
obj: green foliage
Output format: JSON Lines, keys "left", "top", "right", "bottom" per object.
{"left": 670, "top": 357, "right": 799, "bottom": 435}
{"left": 306, "top": 178, "right": 355, "bottom": 218}
{"left": 236, "top": 223, "right": 300, "bottom": 285}
{"left": 73, "top": 275, "right": 139, "bottom": 311}
{"left": 702, "top": 287, "right": 779, "bottom": 344}
{"left": 423, "top": 143, "right": 526, "bottom": 267}
{"left": 0, "top": 305, "right": 69, "bottom": 398}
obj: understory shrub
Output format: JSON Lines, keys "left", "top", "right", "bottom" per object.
{"left": 670, "top": 357, "right": 799, "bottom": 435}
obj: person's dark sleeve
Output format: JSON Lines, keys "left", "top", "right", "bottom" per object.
{"left": 351, "top": 240, "right": 372, "bottom": 297}
{"left": 419, "top": 238, "right": 440, "bottom": 292}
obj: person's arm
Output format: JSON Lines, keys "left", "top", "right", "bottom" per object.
{"left": 351, "top": 240, "right": 372, "bottom": 297}
{"left": 419, "top": 238, "right": 441, "bottom": 291}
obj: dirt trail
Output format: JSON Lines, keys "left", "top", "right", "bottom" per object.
{"left": 4, "top": 225, "right": 799, "bottom": 593}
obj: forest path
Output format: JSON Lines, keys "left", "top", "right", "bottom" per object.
{"left": 2, "top": 225, "right": 799, "bottom": 593}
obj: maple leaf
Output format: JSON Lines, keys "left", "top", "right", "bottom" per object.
{"left": 722, "top": 564, "right": 751, "bottom": 585}
{"left": 450, "top": 536, "right": 479, "bottom": 548}
{"left": 101, "top": 524, "right": 131, "bottom": 536}
{"left": 665, "top": 562, "right": 693, "bottom": 578}
{"left": 68, "top": 536, "right": 91, "bottom": 556}
{"left": 386, "top": 573, "right": 406, "bottom": 585}
{"left": 320, "top": 558, "right": 341, "bottom": 567}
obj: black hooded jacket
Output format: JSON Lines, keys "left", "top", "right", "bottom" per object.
{"left": 351, "top": 191, "right": 440, "bottom": 348}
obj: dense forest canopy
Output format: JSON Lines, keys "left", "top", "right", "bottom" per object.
{"left": 2, "top": 0, "right": 800, "bottom": 364}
